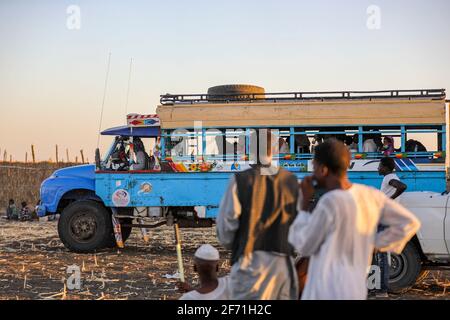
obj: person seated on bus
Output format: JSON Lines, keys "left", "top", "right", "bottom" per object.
{"left": 374, "top": 135, "right": 383, "bottom": 151}
{"left": 111, "top": 148, "right": 129, "bottom": 171}
{"left": 214, "top": 134, "right": 238, "bottom": 157}
{"left": 131, "top": 137, "right": 150, "bottom": 170}
{"left": 344, "top": 136, "right": 352, "bottom": 147}
{"left": 381, "top": 136, "right": 395, "bottom": 156}
{"left": 363, "top": 135, "right": 377, "bottom": 153}
{"left": 295, "top": 133, "right": 311, "bottom": 153}
{"left": 347, "top": 134, "right": 359, "bottom": 152}
{"left": 363, "top": 133, "right": 383, "bottom": 153}
{"left": 311, "top": 134, "right": 323, "bottom": 154}
{"left": 107, "top": 138, "right": 129, "bottom": 171}
{"left": 279, "top": 137, "right": 290, "bottom": 153}
{"left": 405, "top": 139, "right": 427, "bottom": 153}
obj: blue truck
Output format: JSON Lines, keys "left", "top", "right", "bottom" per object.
{"left": 37, "top": 86, "right": 449, "bottom": 292}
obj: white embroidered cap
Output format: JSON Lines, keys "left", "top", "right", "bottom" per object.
{"left": 194, "top": 244, "right": 220, "bottom": 261}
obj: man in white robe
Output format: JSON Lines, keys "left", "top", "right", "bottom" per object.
{"left": 288, "top": 139, "right": 420, "bottom": 300}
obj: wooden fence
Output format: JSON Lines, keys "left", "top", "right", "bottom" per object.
{"left": 0, "top": 162, "right": 84, "bottom": 210}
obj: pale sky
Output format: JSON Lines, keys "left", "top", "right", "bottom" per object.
{"left": 1, "top": 0, "right": 449, "bottom": 161}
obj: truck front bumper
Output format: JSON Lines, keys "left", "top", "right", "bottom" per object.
{"left": 36, "top": 205, "right": 47, "bottom": 217}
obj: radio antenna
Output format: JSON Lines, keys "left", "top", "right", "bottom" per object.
{"left": 97, "top": 52, "right": 112, "bottom": 148}
{"left": 124, "top": 57, "right": 133, "bottom": 117}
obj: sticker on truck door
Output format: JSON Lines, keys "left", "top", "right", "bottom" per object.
{"left": 138, "top": 182, "right": 153, "bottom": 194}
{"left": 112, "top": 189, "right": 130, "bottom": 207}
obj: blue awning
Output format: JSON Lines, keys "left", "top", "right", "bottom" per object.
{"left": 101, "top": 125, "right": 160, "bottom": 137}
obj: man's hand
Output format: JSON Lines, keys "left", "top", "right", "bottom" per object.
{"left": 177, "top": 281, "right": 192, "bottom": 293}
{"left": 300, "top": 176, "right": 315, "bottom": 211}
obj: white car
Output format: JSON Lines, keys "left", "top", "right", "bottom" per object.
{"left": 388, "top": 191, "right": 450, "bottom": 292}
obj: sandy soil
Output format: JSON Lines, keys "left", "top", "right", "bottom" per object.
{"left": 0, "top": 219, "right": 449, "bottom": 300}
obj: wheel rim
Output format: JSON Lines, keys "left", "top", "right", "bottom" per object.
{"left": 389, "top": 253, "right": 407, "bottom": 282}
{"left": 69, "top": 211, "right": 97, "bottom": 243}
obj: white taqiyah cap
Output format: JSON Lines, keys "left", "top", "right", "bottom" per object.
{"left": 194, "top": 244, "right": 220, "bottom": 261}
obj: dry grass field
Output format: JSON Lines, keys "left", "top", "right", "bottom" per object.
{"left": 0, "top": 219, "right": 449, "bottom": 300}
{"left": 0, "top": 162, "right": 449, "bottom": 300}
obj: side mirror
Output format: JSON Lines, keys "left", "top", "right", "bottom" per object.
{"left": 95, "top": 148, "right": 101, "bottom": 170}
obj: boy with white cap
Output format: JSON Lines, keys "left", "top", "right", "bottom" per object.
{"left": 178, "top": 244, "right": 230, "bottom": 300}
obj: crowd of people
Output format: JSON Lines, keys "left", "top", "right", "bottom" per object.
{"left": 277, "top": 132, "right": 426, "bottom": 157}
{"left": 106, "top": 136, "right": 161, "bottom": 171}
{"left": 178, "top": 133, "right": 419, "bottom": 300}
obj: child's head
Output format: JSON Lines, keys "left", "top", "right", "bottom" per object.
{"left": 8, "top": 199, "right": 14, "bottom": 205}
{"left": 378, "top": 157, "right": 395, "bottom": 175}
{"left": 21, "top": 201, "right": 27, "bottom": 208}
{"left": 193, "top": 244, "right": 220, "bottom": 278}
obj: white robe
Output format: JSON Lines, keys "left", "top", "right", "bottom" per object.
{"left": 288, "top": 183, "right": 420, "bottom": 300}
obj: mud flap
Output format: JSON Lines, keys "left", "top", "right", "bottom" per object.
{"left": 111, "top": 209, "right": 124, "bottom": 248}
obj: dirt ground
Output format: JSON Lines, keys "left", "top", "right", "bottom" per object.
{"left": 0, "top": 218, "right": 449, "bottom": 300}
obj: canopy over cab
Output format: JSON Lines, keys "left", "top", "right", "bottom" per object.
{"left": 101, "top": 114, "right": 161, "bottom": 137}
{"left": 101, "top": 125, "right": 160, "bottom": 137}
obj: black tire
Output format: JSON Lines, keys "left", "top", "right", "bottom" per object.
{"left": 58, "top": 200, "right": 113, "bottom": 253}
{"left": 207, "top": 84, "right": 265, "bottom": 101}
{"left": 388, "top": 242, "right": 423, "bottom": 293}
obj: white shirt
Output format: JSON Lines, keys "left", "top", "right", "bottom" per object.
{"left": 381, "top": 173, "right": 401, "bottom": 199}
{"left": 179, "top": 276, "right": 231, "bottom": 300}
{"left": 279, "top": 143, "right": 290, "bottom": 154}
{"left": 288, "top": 183, "right": 420, "bottom": 300}
{"left": 363, "top": 139, "right": 378, "bottom": 153}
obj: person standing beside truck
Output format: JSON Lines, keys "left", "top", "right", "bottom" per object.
{"left": 375, "top": 157, "right": 408, "bottom": 297}
{"left": 216, "top": 130, "right": 299, "bottom": 300}
{"left": 288, "top": 139, "right": 419, "bottom": 300}
{"left": 378, "top": 157, "right": 407, "bottom": 200}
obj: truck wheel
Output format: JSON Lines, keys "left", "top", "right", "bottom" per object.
{"left": 388, "top": 242, "right": 423, "bottom": 293}
{"left": 58, "top": 200, "right": 113, "bottom": 253}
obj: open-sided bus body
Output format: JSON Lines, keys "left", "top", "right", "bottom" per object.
{"left": 95, "top": 89, "right": 448, "bottom": 219}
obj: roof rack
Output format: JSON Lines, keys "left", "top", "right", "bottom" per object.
{"left": 160, "top": 88, "right": 446, "bottom": 105}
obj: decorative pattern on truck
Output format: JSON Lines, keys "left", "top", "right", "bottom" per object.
{"left": 161, "top": 158, "right": 444, "bottom": 173}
